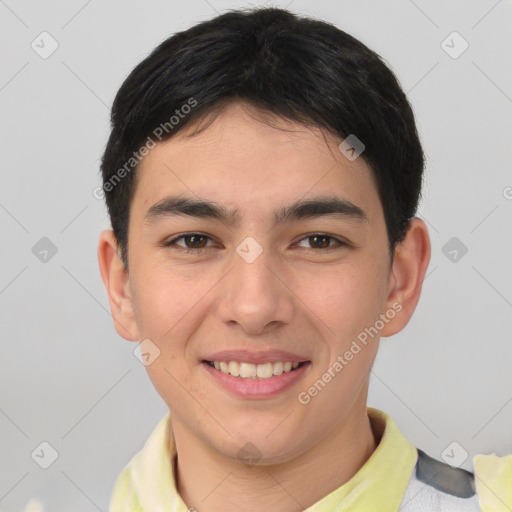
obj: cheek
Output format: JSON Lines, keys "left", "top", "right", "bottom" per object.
{"left": 313, "top": 259, "right": 388, "bottom": 350}
{"left": 133, "top": 264, "right": 211, "bottom": 405}
{"left": 130, "top": 259, "right": 202, "bottom": 337}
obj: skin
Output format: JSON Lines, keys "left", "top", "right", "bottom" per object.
{"left": 98, "top": 101, "right": 431, "bottom": 511}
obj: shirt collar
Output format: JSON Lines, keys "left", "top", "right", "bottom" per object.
{"left": 112, "top": 407, "right": 417, "bottom": 512}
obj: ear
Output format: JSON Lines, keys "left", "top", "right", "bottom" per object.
{"left": 97, "top": 229, "right": 139, "bottom": 341}
{"left": 380, "top": 218, "right": 431, "bottom": 337}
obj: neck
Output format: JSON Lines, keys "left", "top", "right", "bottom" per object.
{"left": 172, "top": 403, "right": 379, "bottom": 512}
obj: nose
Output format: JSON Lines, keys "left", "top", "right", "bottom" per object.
{"left": 216, "top": 242, "right": 295, "bottom": 336}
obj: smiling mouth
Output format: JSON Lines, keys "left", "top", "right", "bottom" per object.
{"left": 203, "top": 360, "right": 309, "bottom": 379}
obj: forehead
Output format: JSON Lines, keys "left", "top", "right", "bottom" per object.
{"left": 131, "top": 102, "right": 382, "bottom": 226}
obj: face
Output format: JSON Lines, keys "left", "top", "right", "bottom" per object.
{"left": 104, "top": 102, "right": 417, "bottom": 464}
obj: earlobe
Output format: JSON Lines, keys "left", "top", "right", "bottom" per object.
{"left": 380, "top": 218, "right": 431, "bottom": 337}
{"left": 97, "top": 230, "right": 139, "bottom": 341}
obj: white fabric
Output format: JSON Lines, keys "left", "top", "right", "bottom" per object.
{"left": 398, "top": 467, "right": 482, "bottom": 511}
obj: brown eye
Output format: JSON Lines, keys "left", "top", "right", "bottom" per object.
{"left": 308, "top": 235, "right": 331, "bottom": 249}
{"left": 163, "top": 233, "right": 214, "bottom": 250}
{"left": 182, "top": 234, "right": 208, "bottom": 249}
{"left": 296, "top": 234, "right": 345, "bottom": 250}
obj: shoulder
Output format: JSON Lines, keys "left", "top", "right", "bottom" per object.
{"left": 401, "top": 448, "right": 512, "bottom": 512}
{"left": 109, "top": 463, "right": 143, "bottom": 512}
{"left": 473, "top": 452, "right": 512, "bottom": 511}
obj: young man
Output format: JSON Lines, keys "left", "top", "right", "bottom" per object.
{"left": 97, "top": 7, "right": 511, "bottom": 512}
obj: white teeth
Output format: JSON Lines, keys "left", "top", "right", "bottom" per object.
{"left": 209, "top": 360, "right": 303, "bottom": 379}
{"left": 239, "top": 362, "right": 257, "bottom": 378}
{"left": 256, "top": 362, "right": 273, "bottom": 379}
{"left": 228, "top": 361, "right": 240, "bottom": 377}
{"left": 272, "top": 361, "right": 284, "bottom": 376}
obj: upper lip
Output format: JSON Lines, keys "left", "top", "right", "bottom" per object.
{"left": 202, "top": 349, "right": 310, "bottom": 364}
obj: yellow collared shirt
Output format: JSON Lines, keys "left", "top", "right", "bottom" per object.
{"left": 109, "top": 407, "right": 511, "bottom": 512}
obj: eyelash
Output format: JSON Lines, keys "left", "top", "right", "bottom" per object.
{"left": 162, "top": 232, "right": 347, "bottom": 253}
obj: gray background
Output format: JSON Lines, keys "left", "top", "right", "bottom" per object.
{"left": 1, "top": 0, "right": 511, "bottom": 511}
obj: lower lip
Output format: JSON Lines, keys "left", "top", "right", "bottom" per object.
{"left": 202, "top": 362, "right": 310, "bottom": 399}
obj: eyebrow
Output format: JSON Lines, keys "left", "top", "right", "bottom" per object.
{"left": 144, "top": 194, "right": 368, "bottom": 228}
